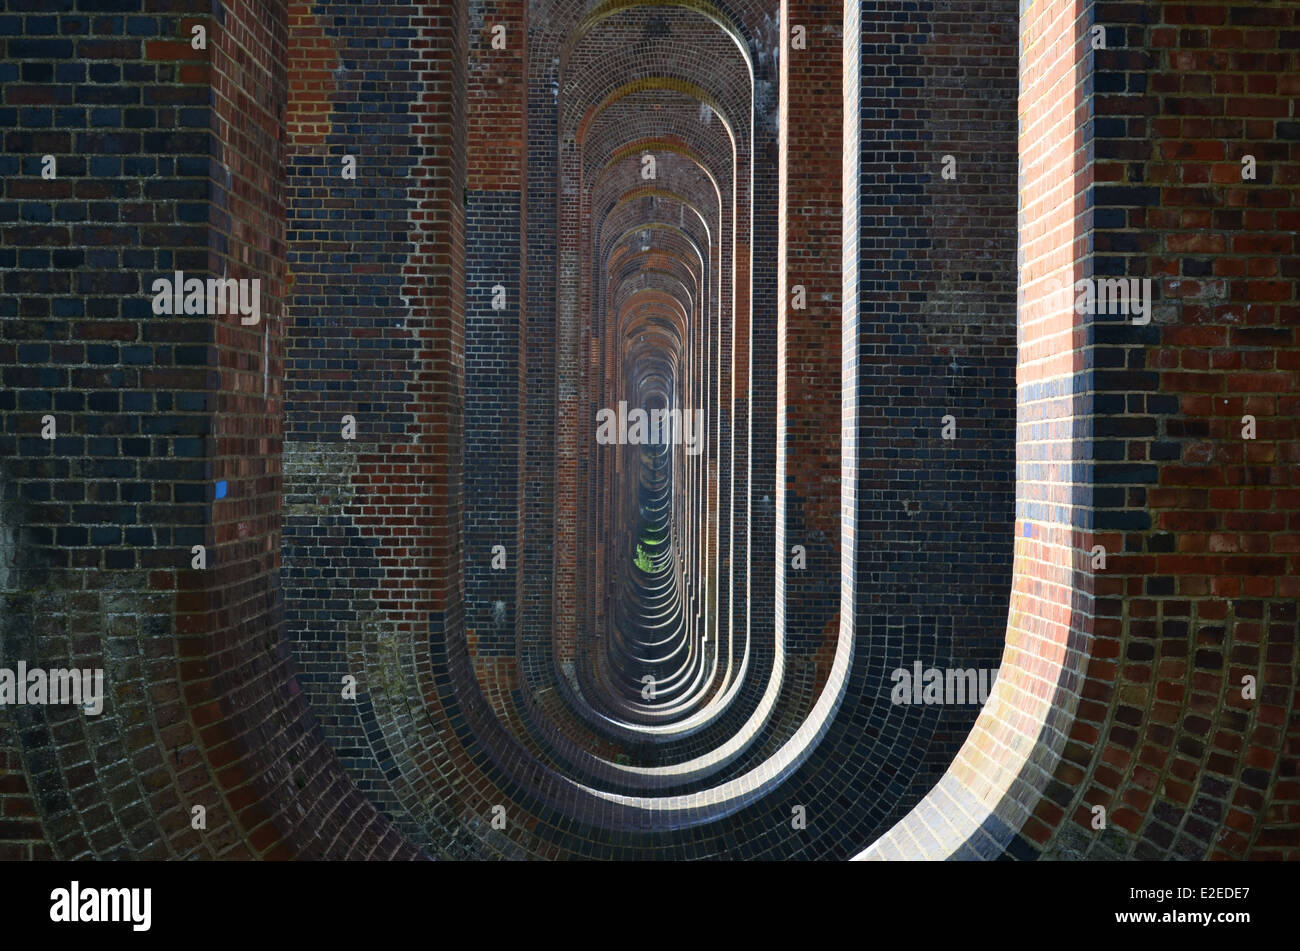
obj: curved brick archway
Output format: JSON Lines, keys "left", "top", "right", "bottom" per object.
{"left": 0, "top": 0, "right": 1295, "bottom": 862}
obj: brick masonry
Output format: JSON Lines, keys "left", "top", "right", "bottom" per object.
{"left": 0, "top": 0, "right": 1295, "bottom": 861}
{"left": 866, "top": 0, "right": 1299, "bottom": 861}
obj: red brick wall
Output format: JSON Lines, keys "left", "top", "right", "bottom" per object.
{"left": 4, "top": 0, "right": 1295, "bottom": 864}
{"left": 1074, "top": 0, "right": 1299, "bottom": 860}
{"left": 866, "top": 0, "right": 1299, "bottom": 861}
{"left": 200, "top": 0, "right": 414, "bottom": 859}
{"left": 778, "top": 0, "right": 842, "bottom": 682}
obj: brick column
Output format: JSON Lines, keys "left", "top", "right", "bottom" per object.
{"left": 778, "top": 1, "right": 842, "bottom": 675}
{"left": 465, "top": 0, "right": 527, "bottom": 671}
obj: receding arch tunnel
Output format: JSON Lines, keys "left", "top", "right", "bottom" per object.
{"left": 0, "top": 0, "right": 1295, "bottom": 864}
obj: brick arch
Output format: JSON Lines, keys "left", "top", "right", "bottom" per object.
{"left": 5, "top": 0, "right": 1294, "bottom": 863}
{"left": 599, "top": 197, "right": 716, "bottom": 261}
{"left": 565, "top": 0, "right": 756, "bottom": 78}
{"left": 858, "top": 0, "right": 1300, "bottom": 862}
{"left": 584, "top": 103, "right": 738, "bottom": 187}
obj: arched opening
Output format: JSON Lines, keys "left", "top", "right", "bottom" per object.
{"left": 7, "top": 0, "right": 1290, "bottom": 865}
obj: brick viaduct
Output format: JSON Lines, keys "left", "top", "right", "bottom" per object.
{"left": 0, "top": 0, "right": 1296, "bottom": 860}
